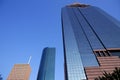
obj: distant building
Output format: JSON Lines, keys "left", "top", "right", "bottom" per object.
{"left": 7, "top": 64, "right": 31, "bottom": 80}
{"left": 62, "top": 3, "right": 120, "bottom": 80}
{"left": 0, "top": 74, "right": 2, "bottom": 80}
{"left": 37, "top": 47, "right": 56, "bottom": 80}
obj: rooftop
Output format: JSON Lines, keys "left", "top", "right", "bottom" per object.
{"left": 67, "top": 3, "right": 90, "bottom": 7}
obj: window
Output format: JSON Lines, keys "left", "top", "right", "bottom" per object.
{"left": 94, "top": 48, "right": 120, "bottom": 57}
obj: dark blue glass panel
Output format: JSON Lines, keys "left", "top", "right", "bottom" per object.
{"left": 37, "top": 48, "right": 55, "bottom": 80}
{"left": 66, "top": 7, "right": 99, "bottom": 67}
{"left": 80, "top": 6, "right": 120, "bottom": 48}
{"left": 62, "top": 7, "right": 86, "bottom": 80}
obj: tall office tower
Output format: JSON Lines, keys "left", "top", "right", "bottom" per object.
{"left": 7, "top": 64, "right": 31, "bottom": 80}
{"left": 61, "top": 3, "right": 120, "bottom": 80}
{"left": 37, "top": 47, "right": 56, "bottom": 80}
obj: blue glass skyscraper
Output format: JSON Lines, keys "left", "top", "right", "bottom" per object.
{"left": 62, "top": 3, "right": 120, "bottom": 80}
{"left": 37, "top": 47, "right": 55, "bottom": 80}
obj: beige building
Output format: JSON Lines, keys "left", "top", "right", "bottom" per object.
{"left": 7, "top": 64, "right": 31, "bottom": 80}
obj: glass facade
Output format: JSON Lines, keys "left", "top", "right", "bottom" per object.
{"left": 62, "top": 7, "right": 87, "bottom": 80}
{"left": 80, "top": 6, "right": 120, "bottom": 48}
{"left": 37, "top": 47, "right": 55, "bottom": 80}
{"left": 62, "top": 4, "right": 120, "bottom": 80}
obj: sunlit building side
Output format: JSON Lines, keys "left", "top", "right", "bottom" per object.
{"left": 7, "top": 64, "right": 31, "bottom": 80}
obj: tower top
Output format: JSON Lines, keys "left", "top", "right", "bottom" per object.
{"left": 27, "top": 56, "right": 32, "bottom": 64}
{"left": 66, "top": 3, "right": 90, "bottom": 7}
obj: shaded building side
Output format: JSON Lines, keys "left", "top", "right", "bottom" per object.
{"left": 37, "top": 47, "right": 56, "bottom": 80}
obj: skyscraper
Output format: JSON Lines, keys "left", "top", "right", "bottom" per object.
{"left": 7, "top": 64, "right": 31, "bottom": 80}
{"left": 61, "top": 3, "right": 120, "bottom": 80}
{"left": 37, "top": 47, "right": 56, "bottom": 80}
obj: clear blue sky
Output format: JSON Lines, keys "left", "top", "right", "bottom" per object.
{"left": 0, "top": 0, "right": 120, "bottom": 80}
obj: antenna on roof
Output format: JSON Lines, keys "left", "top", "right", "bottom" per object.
{"left": 28, "top": 56, "right": 32, "bottom": 64}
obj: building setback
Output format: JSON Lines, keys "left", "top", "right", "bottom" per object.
{"left": 37, "top": 47, "right": 56, "bottom": 80}
{"left": 7, "top": 64, "right": 31, "bottom": 80}
{"left": 61, "top": 3, "right": 120, "bottom": 80}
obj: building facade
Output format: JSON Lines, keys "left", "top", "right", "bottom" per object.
{"left": 7, "top": 64, "right": 31, "bottom": 80}
{"left": 37, "top": 47, "right": 56, "bottom": 80}
{"left": 61, "top": 3, "right": 120, "bottom": 80}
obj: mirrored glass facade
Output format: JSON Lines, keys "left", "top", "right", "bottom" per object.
{"left": 62, "top": 4, "right": 120, "bottom": 80}
{"left": 37, "top": 47, "right": 55, "bottom": 80}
